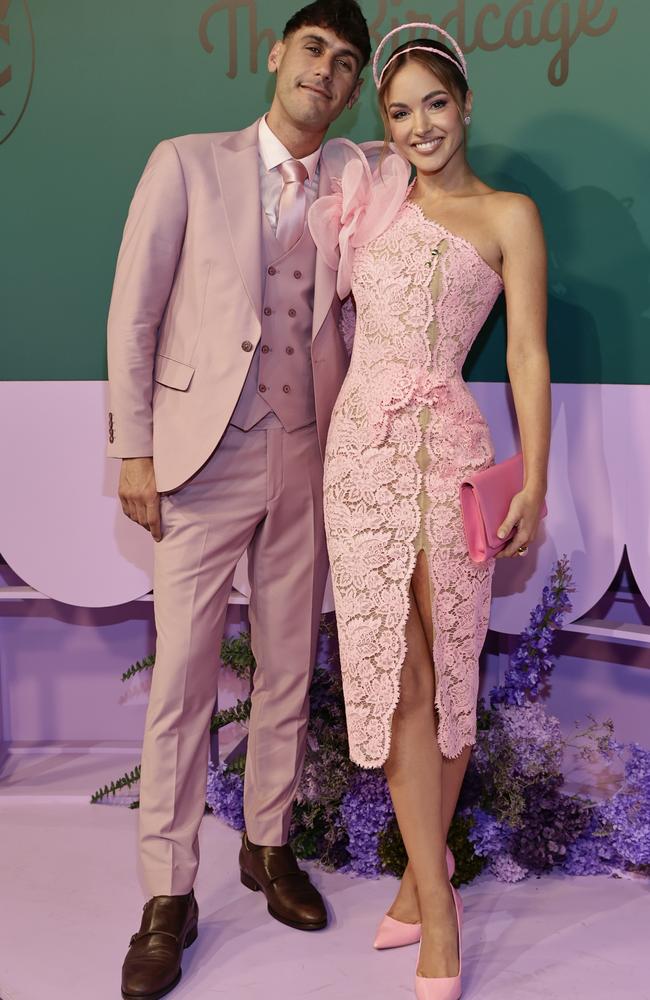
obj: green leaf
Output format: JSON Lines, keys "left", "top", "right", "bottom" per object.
{"left": 220, "top": 633, "right": 256, "bottom": 680}
{"left": 210, "top": 698, "right": 252, "bottom": 732}
{"left": 121, "top": 655, "right": 156, "bottom": 683}
{"left": 90, "top": 764, "right": 141, "bottom": 803}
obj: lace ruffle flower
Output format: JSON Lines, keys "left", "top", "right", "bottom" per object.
{"left": 309, "top": 149, "right": 411, "bottom": 299}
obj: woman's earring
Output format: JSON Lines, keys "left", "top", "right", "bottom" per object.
{"left": 464, "top": 114, "right": 472, "bottom": 125}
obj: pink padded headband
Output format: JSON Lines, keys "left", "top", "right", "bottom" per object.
{"left": 373, "top": 22, "right": 468, "bottom": 89}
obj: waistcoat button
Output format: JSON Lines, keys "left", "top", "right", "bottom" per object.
{"left": 268, "top": 266, "right": 277, "bottom": 276}
{"left": 288, "top": 308, "right": 297, "bottom": 318}
{"left": 293, "top": 270, "right": 302, "bottom": 279}
{"left": 286, "top": 346, "right": 294, "bottom": 355}
{"left": 282, "top": 385, "right": 290, "bottom": 393}
{"left": 264, "top": 307, "right": 272, "bottom": 316}
{"left": 261, "top": 345, "right": 270, "bottom": 354}
{"left": 259, "top": 384, "right": 267, "bottom": 393}
{"left": 241, "top": 340, "right": 253, "bottom": 352}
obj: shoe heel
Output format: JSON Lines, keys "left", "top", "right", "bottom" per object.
{"left": 240, "top": 870, "right": 260, "bottom": 892}
{"left": 184, "top": 924, "right": 198, "bottom": 949}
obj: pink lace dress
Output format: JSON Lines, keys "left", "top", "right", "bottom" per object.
{"left": 310, "top": 148, "right": 504, "bottom": 767}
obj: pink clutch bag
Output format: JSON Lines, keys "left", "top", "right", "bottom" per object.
{"left": 459, "top": 453, "right": 547, "bottom": 563}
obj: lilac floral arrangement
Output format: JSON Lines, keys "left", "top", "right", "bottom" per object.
{"left": 97, "top": 556, "right": 650, "bottom": 884}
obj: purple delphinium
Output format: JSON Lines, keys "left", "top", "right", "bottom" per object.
{"left": 490, "top": 853, "right": 529, "bottom": 883}
{"left": 491, "top": 556, "right": 574, "bottom": 707}
{"left": 206, "top": 762, "right": 244, "bottom": 831}
{"left": 340, "top": 769, "right": 394, "bottom": 877}
{"left": 563, "top": 817, "right": 616, "bottom": 876}
{"left": 594, "top": 743, "right": 650, "bottom": 868}
{"left": 468, "top": 808, "right": 512, "bottom": 857}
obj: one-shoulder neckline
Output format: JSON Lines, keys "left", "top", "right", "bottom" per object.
{"left": 404, "top": 198, "right": 503, "bottom": 284}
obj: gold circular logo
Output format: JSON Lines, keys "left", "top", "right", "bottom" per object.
{"left": 0, "top": 0, "right": 35, "bottom": 146}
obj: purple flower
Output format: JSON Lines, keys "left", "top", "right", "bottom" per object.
{"left": 593, "top": 743, "right": 650, "bottom": 867}
{"left": 468, "top": 809, "right": 512, "bottom": 857}
{"left": 563, "top": 826, "right": 616, "bottom": 876}
{"left": 206, "top": 763, "right": 244, "bottom": 830}
{"left": 491, "top": 853, "right": 529, "bottom": 882}
{"left": 339, "top": 770, "right": 394, "bottom": 877}
{"left": 492, "top": 557, "right": 574, "bottom": 708}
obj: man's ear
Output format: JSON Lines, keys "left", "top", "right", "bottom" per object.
{"left": 347, "top": 76, "right": 363, "bottom": 110}
{"left": 268, "top": 39, "right": 284, "bottom": 74}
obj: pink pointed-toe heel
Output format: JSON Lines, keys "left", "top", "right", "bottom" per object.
{"left": 373, "top": 847, "right": 459, "bottom": 951}
{"left": 414, "top": 886, "right": 463, "bottom": 1000}
{"left": 374, "top": 913, "right": 422, "bottom": 950}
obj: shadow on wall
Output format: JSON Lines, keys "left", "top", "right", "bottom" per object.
{"left": 464, "top": 114, "right": 650, "bottom": 385}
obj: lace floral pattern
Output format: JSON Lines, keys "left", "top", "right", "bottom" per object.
{"left": 324, "top": 200, "right": 503, "bottom": 766}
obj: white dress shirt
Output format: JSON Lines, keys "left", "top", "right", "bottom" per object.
{"left": 258, "top": 115, "right": 322, "bottom": 233}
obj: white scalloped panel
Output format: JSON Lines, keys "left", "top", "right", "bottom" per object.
{"left": 0, "top": 382, "right": 645, "bottom": 623}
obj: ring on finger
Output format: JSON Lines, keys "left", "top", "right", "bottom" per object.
{"left": 517, "top": 545, "right": 528, "bottom": 556}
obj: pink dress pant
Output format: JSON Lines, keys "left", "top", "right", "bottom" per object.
{"left": 139, "top": 420, "right": 328, "bottom": 896}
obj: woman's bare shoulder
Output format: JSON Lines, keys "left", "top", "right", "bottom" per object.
{"left": 486, "top": 189, "right": 542, "bottom": 223}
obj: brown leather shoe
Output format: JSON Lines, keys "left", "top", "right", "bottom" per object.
{"left": 121, "top": 890, "right": 199, "bottom": 1000}
{"left": 239, "top": 833, "right": 327, "bottom": 931}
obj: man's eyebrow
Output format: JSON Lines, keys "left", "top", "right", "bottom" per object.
{"left": 388, "top": 89, "right": 447, "bottom": 109}
{"left": 302, "top": 33, "right": 360, "bottom": 64}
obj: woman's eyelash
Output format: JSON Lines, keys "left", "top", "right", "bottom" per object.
{"left": 392, "top": 100, "right": 448, "bottom": 120}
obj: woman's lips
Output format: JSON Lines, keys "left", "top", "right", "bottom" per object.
{"left": 412, "top": 137, "right": 444, "bottom": 153}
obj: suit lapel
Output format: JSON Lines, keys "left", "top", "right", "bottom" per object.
{"left": 212, "top": 121, "right": 262, "bottom": 319}
{"left": 311, "top": 146, "right": 339, "bottom": 340}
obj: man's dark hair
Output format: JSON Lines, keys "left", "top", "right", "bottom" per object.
{"left": 283, "top": 1, "right": 371, "bottom": 69}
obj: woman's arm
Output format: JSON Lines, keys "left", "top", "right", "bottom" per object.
{"left": 495, "top": 193, "right": 551, "bottom": 558}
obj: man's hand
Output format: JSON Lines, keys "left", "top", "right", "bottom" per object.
{"left": 118, "top": 457, "right": 162, "bottom": 542}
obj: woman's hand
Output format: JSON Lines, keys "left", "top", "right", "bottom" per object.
{"left": 496, "top": 487, "right": 546, "bottom": 558}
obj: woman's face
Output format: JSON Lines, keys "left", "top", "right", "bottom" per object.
{"left": 385, "top": 60, "right": 470, "bottom": 173}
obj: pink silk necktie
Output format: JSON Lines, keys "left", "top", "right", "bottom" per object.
{"left": 276, "top": 159, "right": 308, "bottom": 250}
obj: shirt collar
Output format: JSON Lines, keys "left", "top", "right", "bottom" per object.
{"left": 258, "top": 115, "right": 322, "bottom": 183}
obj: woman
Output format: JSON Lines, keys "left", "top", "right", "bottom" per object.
{"left": 309, "top": 24, "right": 550, "bottom": 1000}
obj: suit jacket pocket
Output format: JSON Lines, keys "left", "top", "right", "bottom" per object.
{"left": 153, "top": 354, "right": 195, "bottom": 391}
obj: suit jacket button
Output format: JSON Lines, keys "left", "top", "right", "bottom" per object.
{"left": 288, "top": 308, "right": 297, "bottom": 318}
{"left": 268, "top": 266, "right": 277, "bottom": 276}
{"left": 264, "top": 307, "right": 272, "bottom": 316}
{"left": 293, "top": 270, "right": 302, "bottom": 279}
{"left": 241, "top": 340, "right": 253, "bottom": 352}
{"left": 282, "top": 385, "right": 290, "bottom": 394}
{"left": 259, "top": 383, "right": 267, "bottom": 393}
{"left": 286, "top": 346, "right": 294, "bottom": 355}
{"left": 261, "top": 344, "right": 270, "bottom": 354}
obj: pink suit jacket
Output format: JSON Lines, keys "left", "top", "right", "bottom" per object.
{"left": 107, "top": 120, "right": 367, "bottom": 492}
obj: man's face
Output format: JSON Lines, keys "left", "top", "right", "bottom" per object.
{"left": 269, "top": 25, "right": 363, "bottom": 134}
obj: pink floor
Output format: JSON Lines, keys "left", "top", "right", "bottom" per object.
{"left": 1, "top": 754, "right": 649, "bottom": 1000}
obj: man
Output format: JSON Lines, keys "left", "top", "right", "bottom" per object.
{"left": 107, "top": 2, "right": 371, "bottom": 998}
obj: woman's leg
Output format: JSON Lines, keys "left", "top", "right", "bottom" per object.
{"left": 441, "top": 747, "right": 472, "bottom": 833}
{"left": 383, "top": 551, "right": 459, "bottom": 977}
{"left": 385, "top": 561, "right": 472, "bottom": 926}
{"left": 387, "top": 753, "right": 470, "bottom": 924}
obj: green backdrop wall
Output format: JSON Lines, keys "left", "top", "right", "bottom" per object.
{"left": 1, "top": 0, "right": 647, "bottom": 383}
